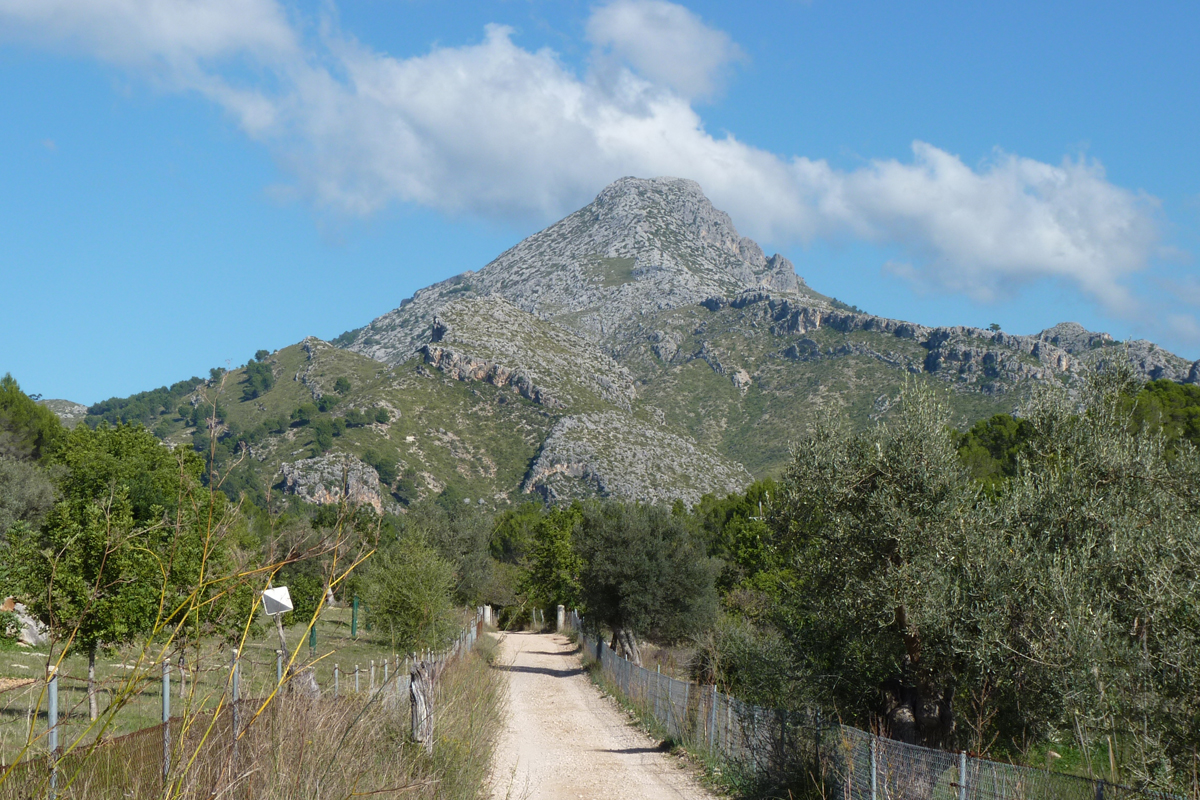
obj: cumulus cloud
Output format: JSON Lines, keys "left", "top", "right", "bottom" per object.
{"left": 586, "top": 0, "right": 742, "bottom": 99}
{"left": 0, "top": 0, "right": 1168, "bottom": 323}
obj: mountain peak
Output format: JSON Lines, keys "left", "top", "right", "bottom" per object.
{"left": 347, "top": 176, "right": 814, "bottom": 364}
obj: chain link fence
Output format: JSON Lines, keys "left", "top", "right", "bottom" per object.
{"left": 0, "top": 611, "right": 484, "bottom": 799}
{"left": 568, "top": 613, "right": 1180, "bottom": 800}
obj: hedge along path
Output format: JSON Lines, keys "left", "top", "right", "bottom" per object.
{"left": 489, "top": 631, "right": 713, "bottom": 800}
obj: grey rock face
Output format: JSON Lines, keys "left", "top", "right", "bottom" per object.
{"left": 523, "top": 410, "right": 751, "bottom": 507}
{"left": 345, "top": 176, "right": 815, "bottom": 364}
{"left": 1036, "top": 322, "right": 1114, "bottom": 353}
{"left": 279, "top": 455, "right": 383, "bottom": 513}
{"left": 12, "top": 602, "right": 48, "bottom": 646}
{"left": 37, "top": 399, "right": 88, "bottom": 428}
{"left": 421, "top": 297, "right": 637, "bottom": 410}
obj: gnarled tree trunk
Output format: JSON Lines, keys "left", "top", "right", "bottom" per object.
{"left": 410, "top": 660, "right": 434, "bottom": 754}
{"left": 611, "top": 627, "right": 642, "bottom": 667}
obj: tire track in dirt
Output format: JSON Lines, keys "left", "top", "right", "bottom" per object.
{"left": 489, "top": 631, "right": 713, "bottom": 800}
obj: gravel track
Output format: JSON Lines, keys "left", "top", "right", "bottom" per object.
{"left": 489, "top": 631, "right": 714, "bottom": 800}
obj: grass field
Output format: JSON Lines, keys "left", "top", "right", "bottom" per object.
{"left": 0, "top": 604, "right": 431, "bottom": 766}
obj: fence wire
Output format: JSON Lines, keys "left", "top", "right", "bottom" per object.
{"left": 567, "top": 612, "right": 1178, "bottom": 800}
{"left": 0, "top": 611, "right": 484, "bottom": 799}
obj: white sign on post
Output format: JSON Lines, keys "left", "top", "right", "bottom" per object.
{"left": 262, "top": 586, "right": 293, "bottom": 616}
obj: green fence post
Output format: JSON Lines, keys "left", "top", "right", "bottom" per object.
{"left": 309, "top": 624, "right": 316, "bottom": 658}
{"left": 352, "top": 596, "right": 359, "bottom": 638}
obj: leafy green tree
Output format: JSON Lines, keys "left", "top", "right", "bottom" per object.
{"left": 772, "top": 383, "right": 974, "bottom": 747}
{"left": 241, "top": 360, "right": 275, "bottom": 401}
{"left": 7, "top": 423, "right": 208, "bottom": 720}
{"left": 575, "top": 501, "right": 717, "bottom": 664}
{"left": 1125, "top": 378, "right": 1200, "bottom": 452}
{"left": 311, "top": 418, "right": 334, "bottom": 452}
{"left": 966, "top": 369, "right": 1200, "bottom": 785}
{"left": 374, "top": 408, "right": 389, "bottom": 424}
{"left": 362, "top": 533, "right": 457, "bottom": 651}
{"left": 290, "top": 404, "right": 317, "bottom": 426}
{"left": 521, "top": 505, "right": 582, "bottom": 612}
{"left": 333, "top": 377, "right": 351, "bottom": 395}
{"left": 693, "top": 479, "right": 782, "bottom": 595}
{"left": 254, "top": 349, "right": 270, "bottom": 362}
{"left": 0, "top": 374, "right": 65, "bottom": 462}
{"left": 361, "top": 448, "right": 397, "bottom": 486}
{"left": 89, "top": 377, "right": 203, "bottom": 429}
{"left": 0, "top": 457, "right": 56, "bottom": 542}
{"left": 956, "top": 412, "right": 1035, "bottom": 489}
{"left": 317, "top": 395, "right": 339, "bottom": 412}
{"left": 490, "top": 501, "right": 543, "bottom": 564}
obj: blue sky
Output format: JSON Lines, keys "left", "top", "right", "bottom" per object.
{"left": 1, "top": 0, "right": 1198, "bottom": 404}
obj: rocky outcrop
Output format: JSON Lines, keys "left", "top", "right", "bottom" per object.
{"left": 523, "top": 410, "right": 751, "bottom": 506}
{"left": 279, "top": 455, "right": 383, "bottom": 513}
{"left": 708, "top": 291, "right": 1192, "bottom": 388}
{"left": 37, "top": 399, "right": 88, "bottom": 428}
{"left": 420, "top": 297, "right": 638, "bottom": 410}
{"left": 422, "top": 344, "right": 561, "bottom": 408}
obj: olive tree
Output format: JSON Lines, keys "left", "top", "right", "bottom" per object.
{"left": 575, "top": 501, "right": 717, "bottom": 665}
{"left": 772, "top": 382, "right": 975, "bottom": 747}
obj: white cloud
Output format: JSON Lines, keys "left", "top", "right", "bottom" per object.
{"left": 586, "top": 0, "right": 742, "bottom": 99}
{"left": 0, "top": 0, "right": 1169, "bottom": 325}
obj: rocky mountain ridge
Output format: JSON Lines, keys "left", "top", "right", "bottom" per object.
{"left": 344, "top": 176, "right": 822, "bottom": 366}
{"left": 64, "top": 176, "right": 1200, "bottom": 509}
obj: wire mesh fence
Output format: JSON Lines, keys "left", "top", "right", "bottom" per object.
{"left": 567, "top": 613, "right": 1180, "bottom": 800}
{"left": 0, "top": 611, "right": 485, "bottom": 799}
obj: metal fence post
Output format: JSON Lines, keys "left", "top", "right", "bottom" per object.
{"left": 709, "top": 686, "right": 718, "bottom": 751}
{"left": 47, "top": 666, "right": 58, "bottom": 800}
{"left": 309, "top": 623, "right": 316, "bottom": 659}
{"left": 334, "top": 663, "right": 339, "bottom": 697}
{"left": 870, "top": 736, "right": 878, "bottom": 800}
{"left": 355, "top": 664, "right": 360, "bottom": 694}
{"left": 230, "top": 649, "right": 240, "bottom": 762}
{"left": 686, "top": 681, "right": 696, "bottom": 743}
{"left": 352, "top": 595, "right": 359, "bottom": 638}
{"left": 655, "top": 665, "right": 661, "bottom": 720}
{"left": 162, "top": 659, "right": 171, "bottom": 784}
{"left": 276, "top": 650, "right": 283, "bottom": 686}
{"left": 959, "top": 750, "right": 968, "bottom": 800}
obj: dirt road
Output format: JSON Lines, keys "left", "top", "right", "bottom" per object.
{"left": 489, "top": 631, "right": 713, "bottom": 800}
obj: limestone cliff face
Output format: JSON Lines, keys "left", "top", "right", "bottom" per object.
{"left": 702, "top": 291, "right": 1197, "bottom": 390}
{"left": 522, "top": 410, "right": 751, "bottom": 507}
{"left": 419, "top": 296, "right": 638, "bottom": 410}
{"left": 279, "top": 455, "right": 383, "bottom": 513}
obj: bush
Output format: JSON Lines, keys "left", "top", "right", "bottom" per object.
{"left": 362, "top": 534, "right": 457, "bottom": 651}
{"left": 0, "top": 610, "right": 20, "bottom": 641}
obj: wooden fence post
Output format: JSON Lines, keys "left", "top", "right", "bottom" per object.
{"left": 410, "top": 660, "right": 434, "bottom": 754}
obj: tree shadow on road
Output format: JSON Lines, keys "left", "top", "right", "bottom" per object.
{"left": 495, "top": 664, "right": 585, "bottom": 679}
